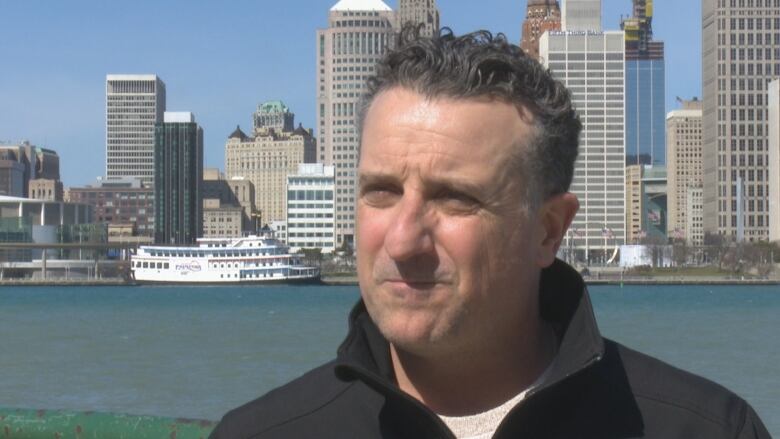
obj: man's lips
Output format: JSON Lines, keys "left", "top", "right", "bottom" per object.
{"left": 380, "top": 279, "right": 449, "bottom": 287}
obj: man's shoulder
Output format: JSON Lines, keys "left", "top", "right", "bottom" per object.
{"left": 608, "top": 340, "right": 766, "bottom": 436}
{"left": 209, "top": 359, "right": 357, "bottom": 439}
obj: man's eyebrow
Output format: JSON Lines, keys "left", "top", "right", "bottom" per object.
{"left": 358, "top": 173, "right": 400, "bottom": 187}
{"left": 358, "top": 172, "right": 485, "bottom": 195}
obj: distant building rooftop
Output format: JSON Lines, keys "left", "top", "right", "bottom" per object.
{"left": 331, "top": 0, "right": 392, "bottom": 12}
{"left": 164, "top": 112, "right": 195, "bottom": 123}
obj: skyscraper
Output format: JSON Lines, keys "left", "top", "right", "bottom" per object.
{"left": 621, "top": 0, "right": 665, "bottom": 166}
{"left": 540, "top": 1, "right": 626, "bottom": 262}
{"left": 397, "top": 0, "right": 439, "bottom": 37}
{"left": 562, "top": 0, "right": 601, "bottom": 32}
{"left": 702, "top": 0, "right": 780, "bottom": 242}
{"left": 520, "top": 0, "right": 561, "bottom": 60}
{"left": 768, "top": 79, "right": 780, "bottom": 242}
{"left": 316, "top": 0, "right": 396, "bottom": 248}
{"left": 106, "top": 75, "right": 166, "bottom": 186}
{"left": 667, "top": 98, "right": 703, "bottom": 242}
{"left": 154, "top": 112, "right": 202, "bottom": 244}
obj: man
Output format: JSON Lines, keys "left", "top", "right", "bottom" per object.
{"left": 210, "top": 29, "right": 769, "bottom": 438}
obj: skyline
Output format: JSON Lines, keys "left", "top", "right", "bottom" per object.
{"left": 0, "top": 0, "right": 702, "bottom": 187}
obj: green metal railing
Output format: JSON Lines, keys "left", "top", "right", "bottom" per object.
{"left": 0, "top": 408, "right": 215, "bottom": 439}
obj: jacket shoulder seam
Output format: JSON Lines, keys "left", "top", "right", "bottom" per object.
{"left": 248, "top": 380, "right": 358, "bottom": 438}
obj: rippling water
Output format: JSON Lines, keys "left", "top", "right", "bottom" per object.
{"left": 0, "top": 284, "right": 777, "bottom": 435}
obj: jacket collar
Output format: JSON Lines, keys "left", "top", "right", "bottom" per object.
{"left": 334, "top": 259, "right": 605, "bottom": 393}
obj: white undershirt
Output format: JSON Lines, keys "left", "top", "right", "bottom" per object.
{"left": 437, "top": 359, "right": 556, "bottom": 439}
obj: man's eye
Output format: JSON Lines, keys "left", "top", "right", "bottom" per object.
{"left": 436, "top": 191, "right": 479, "bottom": 211}
{"left": 361, "top": 186, "right": 399, "bottom": 206}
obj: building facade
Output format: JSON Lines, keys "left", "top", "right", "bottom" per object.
{"left": 224, "top": 117, "right": 315, "bottom": 226}
{"left": 702, "top": 0, "right": 780, "bottom": 242}
{"left": 202, "top": 198, "right": 243, "bottom": 238}
{"left": 686, "top": 186, "right": 704, "bottom": 246}
{"left": 65, "top": 177, "right": 155, "bottom": 237}
{"left": 0, "top": 195, "right": 94, "bottom": 262}
{"left": 667, "top": 98, "right": 704, "bottom": 242}
{"left": 0, "top": 153, "right": 25, "bottom": 197}
{"left": 397, "top": 0, "right": 439, "bottom": 37}
{"left": 625, "top": 165, "right": 643, "bottom": 243}
{"left": 287, "top": 163, "right": 336, "bottom": 253}
{"left": 106, "top": 75, "right": 166, "bottom": 186}
{"left": 520, "top": 0, "right": 561, "bottom": 60}
{"left": 317, "top": 0, "right": 396, "bottom": 248}
{"left": 622, "top": 0, "right": 665, "bottom": 165}
{"left": 154, "top": 112, "right": 203, "bottom": 244}
{"left": 0, "top": 142, "right": 61, "bottom": 198}
{"left": 28, "top": 179, "right": 63, "bottom": 202}
{"left": 202, "top": 168, "right": 257, "bottom": 235}
{"left": 561, "top": 0, "right": 601, "bottom": 32}
{"left": 254, "top": 100, "right": 295, "bottom": 133}
{"left": 540, "top": 29, "right": 626, "bottom": 261}
{"left": 769, "top": 79, "right": 780, "bottom": 241}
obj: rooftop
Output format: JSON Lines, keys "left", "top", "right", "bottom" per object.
{"left": 331, "top": 0, "right": 392, "bottom": 12}
{"left": 258, "top": 100, "right": 290, "bottom": 114}
{"left": 106, "top": 74, "right": 160, "bottom": 81}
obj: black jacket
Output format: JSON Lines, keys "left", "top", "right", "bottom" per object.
{"left": 210, "top": 260, "right": 770, "bottom": 438}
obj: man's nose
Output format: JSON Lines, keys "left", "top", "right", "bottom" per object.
{"left": 384, "top": 193, "right": 434, "bottom": 261}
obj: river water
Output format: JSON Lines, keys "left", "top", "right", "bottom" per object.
{"left": 0, "top": 284, "right": 777, "bottom": 435}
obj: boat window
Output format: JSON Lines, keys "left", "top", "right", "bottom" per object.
{"left": 164, "top": 263, "right": 169, "bottom": 269}
{"left": 142, "top": 262, "right": 148, "bottom": 268}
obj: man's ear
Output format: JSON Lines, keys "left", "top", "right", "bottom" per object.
{"left": 535, "top": 192, "right": 579, "bottom": 268}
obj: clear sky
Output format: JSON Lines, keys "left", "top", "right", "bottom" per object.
{"left": 0, "top": 0, "right": 701, "bottom": 187}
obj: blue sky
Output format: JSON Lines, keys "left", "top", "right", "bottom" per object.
{"left": 0, "top": 0, "right": 701, "bottom": 187}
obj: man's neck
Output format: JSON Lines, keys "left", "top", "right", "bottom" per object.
{"left": 390, "top": 321, "right": 558, "bottom": 417}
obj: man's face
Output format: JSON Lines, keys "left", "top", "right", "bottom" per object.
{"left": 356, "top": 87, "right": 548, "bottom": 356}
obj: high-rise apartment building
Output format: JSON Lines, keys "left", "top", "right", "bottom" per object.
{"left": 224, "top": 112, "right": 316, "bottom": 225}
{"left": 667, "top": 98, "right": 703, "bottom": 242}
{"left": 702, "top": 0, "right": 780, "bottom": 242}
{"left": 562, "top": 0, "right": 601, "bottom": 32}
{"left": 768, "top": 79, "right": 780, "bottom": 241}
{"left": 520, "top": 0, "right": 562, "bottom": 60}
{"left": 154, "top": 112, "right": 203, "bottom": 244}
{"left": 540, "top": 21, "right": 626, "bottom": 261}
{"left": 317, "top": 0, "right": 396, "bottom": 247}
{"left": 621, "top": 0, "right": 665, "bottom": 165}
{"left": 397, "top": 0, "right": 439, "bottom": 37}
{"left": 106, "top": 75, "right": 166, "bottom": 186}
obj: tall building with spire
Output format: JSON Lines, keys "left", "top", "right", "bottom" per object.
{"left": 520, "top": 0, "right": 561, "bottom": 60}
{"left": 702, "top": 0, "right": 780, "bottom": 242}
{"left": 397, "top": 0, "right": 439, "bottom": 37}
{"left": 316, "top": 0, "right": 396, "bottom": 248}
{"left": 621, "top": 0, "right": 665, "bottom": 166}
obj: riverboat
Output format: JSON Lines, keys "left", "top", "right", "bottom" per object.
{"left": 130, "top": 233, "right": 320, "bottom": 284}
